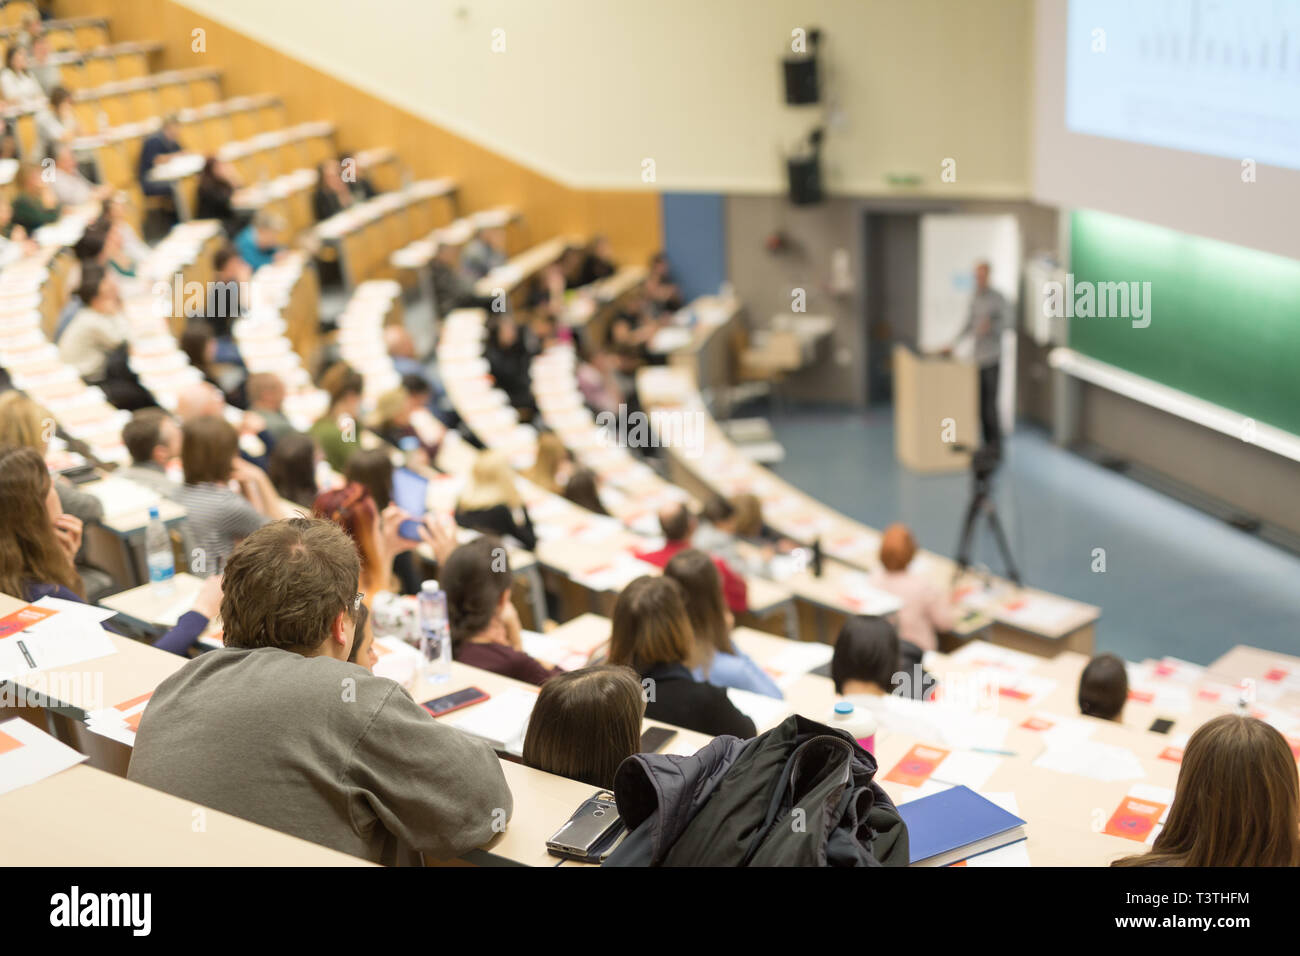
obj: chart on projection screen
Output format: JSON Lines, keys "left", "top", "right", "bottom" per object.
{"left": 1065, "top": 0, "right": 1300, "bottom": 171}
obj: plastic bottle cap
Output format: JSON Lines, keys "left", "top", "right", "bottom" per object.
{"left": 148, "top": 506, "right": 160, "bottom": 519}
{"left": 421, "top": 580, "right": 440, "bottom": 592}
{"left": 834, "top": 701, "right": 854, "bottom": 716}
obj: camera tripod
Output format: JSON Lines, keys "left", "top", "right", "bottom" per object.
{"left": 952, "top": 446, "right": 1021, "bottom": 587}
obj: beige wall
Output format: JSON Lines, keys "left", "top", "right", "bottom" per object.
{"left": 169, "top": 0, "right": 1034, "bottom": 198}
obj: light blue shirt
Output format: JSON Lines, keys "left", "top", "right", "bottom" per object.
{"left": 694, "top": 650, "right": 784, "bottom": 700}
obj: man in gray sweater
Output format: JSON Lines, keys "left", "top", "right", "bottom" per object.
{"left": 128, "top": 517, "right": 513, "bottom": 865}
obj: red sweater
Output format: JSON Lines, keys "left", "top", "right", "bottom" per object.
{"left": 633, "top": 540, "right": 749, "bottom": 614}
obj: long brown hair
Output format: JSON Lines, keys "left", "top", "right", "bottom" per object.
{"left": 607, "top": 576, "right": 694, "bottom": 674}
{"left": 0, "top": 446, "right": 83, "bottom": 598}
{"left": 522, "top": 664, "right": 644, "bottom": 789}
{"left": 312, "top": 483, "right": 385, "bottom": 597}
{"left": 1113, "top": 714, "right": 1300, "bottom": 867}
{"left": 663, "top": 549, "right": 735, "bottom": 673}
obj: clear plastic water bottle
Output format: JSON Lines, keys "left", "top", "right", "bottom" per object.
{"left": 418, "top": 580, "right": 451, "bottom": 683}
{"left": 145, "top": 506, "right": 175, "bottom": 597}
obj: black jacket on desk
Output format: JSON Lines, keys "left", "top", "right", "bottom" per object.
{"left": 641, "top": 662, "right": 756, "bottom": 740}
{"left": 455, "top": 503, "right": 537, "bottom": 552}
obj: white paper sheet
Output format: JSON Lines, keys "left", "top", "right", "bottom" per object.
{"left": 0, "top": 717, "right": 87, "bottom": 795}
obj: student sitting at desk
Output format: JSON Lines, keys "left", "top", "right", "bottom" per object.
{"left": 234, "top": 210, "right": 285, "bottom": 272}
{"left": 245, "top": 372, "right": 296, "bottom": 442}
{"left": 119, "top": 408, "right": 183, "bottom": 500}
{"left": 195, "top": 156, "right": 245, "bottom": 237}
{"left": 313, "top": 482, "right": 444, "bottom": 601}
{"left": 0, "top": 445, "right": 220, "bottom": 655}
{"left": 310, "top": 362, "right": 365, "bottom": 473}
{"left": 461, "top": 223, "right": 507, "bottom": 282}
{"left": 312, "top": 158, "right": 356, "bottom": 222}
{"left": 664, "top": 548, "right": 782, "bottom": 700}
{"left": 128, "top": 518, "right": 513, "bottom": 865}
{"left": 485, "top": 314, "right": 539, "bottom": 420}
{"left": 1113, "top": 715, "right": 1300, "bottom": 867}
{"left": 578, "top": 235, "right": 616, "bottom": 286}
{"left": 444, "top": 536, "right": 560, "bottom": 686}
{"left": 831, "top": 614, "right": 935, "bottom": 703}
{"left": 177, "top": 416, "right": 277, "bottom": 574}
{"left": 1077, "top": 653, "right": 1128, "bottom": 722}
{"left": 268, "top": 432, "right": 320, "bottom": 510}
{"left": 562, "top": 467, "right": 610, "bottom": 516}
{"left": 634, "top": 502, "right": 748, "bottom": 616}
{"left": 0, "top": 391, "right": 111, "bottom": 598}
{"left": 137, "top": 114, "right": 184, "bottom": 200}
{"left": 608, "top": 576, "right": 756, "bottom": 739}
{"left": 522, "top": 431, "right": 572, "bottom": 495}
{"left": 522, "top": 664, "right": 644, "bottom": 789}
{"left": 867, "top": 523, "right": 958, "bottom": 655}
{"left": 455, "top": 449, "right": 537, "bottom": 551}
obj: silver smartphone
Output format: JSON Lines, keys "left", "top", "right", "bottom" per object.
{"left": 546, "top": 790, "right": 625, "bottom": 862}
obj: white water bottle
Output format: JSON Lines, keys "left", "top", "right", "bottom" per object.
{"left": 831, "top": 701, "right": 877, "bottom": 754}
{"left": 145, "top": 506, "right": 175, "bottom": 597}
{"left": 418, "top": 580, "right": 451, "bottom": 683}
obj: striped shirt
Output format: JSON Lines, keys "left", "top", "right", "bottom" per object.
{"left": 178, "top": 482, "right": 269, "bottom": 575}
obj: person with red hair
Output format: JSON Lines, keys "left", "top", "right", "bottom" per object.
{"left": 868, "top": 523, "right": 958, "bottom": 653}
{"left": 312, "top": 482, "right": 454, "bottom": 601}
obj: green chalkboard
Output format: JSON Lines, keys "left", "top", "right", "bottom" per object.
{"left": 1068, "top": 210, "right": 1300, "bottom": 436}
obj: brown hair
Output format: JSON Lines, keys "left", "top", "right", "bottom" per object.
{"left": 1113, "top": 715, "right": 1300, "bottom": 867}
{"left": 608, "top": 576, "right": 694, "bottom": 674}
{"left": 879, "top": 522, "right": 917, "bottom": 572}
{"left": 312, "top": 483, "right": 385, "bottom": 597}
{"left": 0, "top": 446, "right": 83, "bottom": 599}
{"left": 122, "top": 408, "right": 171, "bottom": 465}
{"left": 320, "top": 362, "right": 364, "bottom": 409}
{"left": 344, "top": 448, "right": 395, "bottom": 511}
{"left": 562, "top": 467, "right": 608, "bottom": 515}
{"left": 221, "top": 517, "right": 360, "bottom": 651}
{"left": 181, "top": 415, "right": 238, "bottom": 485}
{"left": 442, "top": 536, "right": 512, "bottom": 645}
{"left": 1078, "top": 653, "right": 1128, "bottom": 721}
{"left": 663, "top": 549, "right": 735, "bottom": 669}
{"left": 522, "top": 664, "right": 645, "bottom": 789}
{"left": 0, "top": 391, "right": 52, "bottom": 453}
{"left": 730, "top": 493, "right": 763, "bottom": 538}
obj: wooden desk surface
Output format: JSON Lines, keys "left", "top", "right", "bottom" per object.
{"left": 0, "top": 591, "right": 184, "bottom": 718}
{"left": 99, "top": 573, "right": 203, "bottom": 627}
{"left": 0, "top": 764, "right": 372, "bottom": 866}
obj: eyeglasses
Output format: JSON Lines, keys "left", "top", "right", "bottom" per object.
{"left": 352, "top": 592, "right": 365, "bottom": 615}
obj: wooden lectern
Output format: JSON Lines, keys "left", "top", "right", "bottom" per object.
{"left": 892, "top": 344, "right": 979, "bottom": 473}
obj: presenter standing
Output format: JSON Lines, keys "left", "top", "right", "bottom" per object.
{"left": 943, "top": 261, "right": 1009, "bottom": 450}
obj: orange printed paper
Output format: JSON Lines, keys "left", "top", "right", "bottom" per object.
{"left": 0, "top": 605, "right": 56, "bottom": 638}
{"left": 0, "top": 729, "right": 22, "bottom": 755}
{"left": 884, "top": 744, "right": 950, "bottom": 788}
{"left": 1264, "top": 668, "right": 1289, "bottom": 682}
{"left": 114, "top": 692, "right": 153, "bottom": 712}
{"left": 1105, "top": 797, "right": 1167, "bottom": 842}
{"left": 1020, "top": 716, "right": 1054, "bottom": 732}
{"left": 1158, "top": 746, "right": 1184, "bottom": 763}
{"left": 1127, "top": 688, "right": 1155, "bottom": 704}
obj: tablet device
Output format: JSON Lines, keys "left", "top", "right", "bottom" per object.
{"left": 391, "top": 467, "right": 430, "bottom": 541}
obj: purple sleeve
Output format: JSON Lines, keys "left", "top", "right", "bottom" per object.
{"left": 152, "top": 611, "right": 210, "bottom": 656}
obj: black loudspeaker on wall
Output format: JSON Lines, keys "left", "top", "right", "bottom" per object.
{"left": 787, "top": 154, "right": 823, "bottom": 205}
{"left": 783, "top": 57, "right": 819, "bottom": 105}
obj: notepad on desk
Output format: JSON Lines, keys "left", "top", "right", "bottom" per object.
{"left": 444, "top": 688, "right": 537, "bottom": 757}
{"left": 897, "top": 785, "right": 1027, "bottom": 867}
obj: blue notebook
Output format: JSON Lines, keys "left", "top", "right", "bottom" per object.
{"left": 897, "top": 785, "right": 1027, "bottom": 867}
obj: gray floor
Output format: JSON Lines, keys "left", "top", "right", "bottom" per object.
{"left": 765, "top": 406, "right": 1300, "bottom": 666}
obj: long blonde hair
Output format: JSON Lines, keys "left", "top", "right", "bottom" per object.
{"left": 0, "top": 392, "right": 53, "bottom": 453}
{"left": 458, "top": 449, "right": 522, "bottom": 512}
{"left": 523, "top": 432, "right": 568, "bottom": 494}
